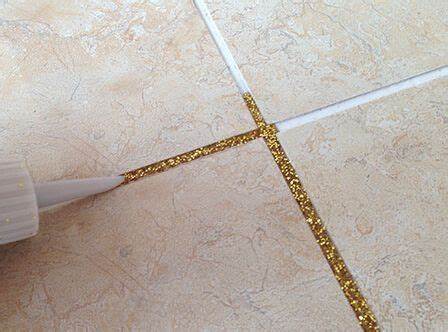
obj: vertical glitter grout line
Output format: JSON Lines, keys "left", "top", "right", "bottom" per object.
{"left": 194, "top": 0, "right": 379, "bottom": 329}
{"left": 243, "top": 93, "right": 379, "bottom": 331}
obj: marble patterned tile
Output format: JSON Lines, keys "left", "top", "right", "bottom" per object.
{"left": 205, "top": 0, "right": 448, "bottom": 122}
{"left": 280, "top": 78, "right": 448, "bottom": 330}
{"left": 0, "top": 139, "right": 359, "bottom": 330}
{"left": 0, "top": 0, "right": 254, "bottom": 182}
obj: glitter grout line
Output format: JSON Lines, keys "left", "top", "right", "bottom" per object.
{"left": 243, "top": 92, "right": 379, "bottom": 331}
{"left": 121, "top": 128, "right": 267, "bottom": 184}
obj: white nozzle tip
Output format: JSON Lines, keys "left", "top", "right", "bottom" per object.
{"left": 34, "top": 176, "right": 124, "bottom": 209}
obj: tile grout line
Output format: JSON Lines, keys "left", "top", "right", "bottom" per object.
{"left": 193, "top": 0, "right": 251, "bottom": 94}
{"left": 121, "top": 128, "right": 265, "bottom": 183}
{"left": 276, "top": 65, "right": 448, "bottom": 132}
{"left": 193, "top": 0, "right": 378, "bottom": 330}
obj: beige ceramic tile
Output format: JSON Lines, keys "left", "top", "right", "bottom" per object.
{"left": 206, "top": 0, "right": 448, "bottom": 122}
{"left": 280, "top": 78, "right": 448, "bottom": 330}
{"left": 0, "top": 139, "right": 359, "bottom": 330}
{"left": 0, "top": 0, "right": 254, "bottom": 182}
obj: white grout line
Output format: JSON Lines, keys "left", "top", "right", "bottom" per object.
{"left": 276, "top": 65, "right": 448, "bottom": 133}
{"left": 193, "top": 0, "right": 251, "bottom": 94}
{"left": 194, "top": 0, "right": 448, "bottom": 134}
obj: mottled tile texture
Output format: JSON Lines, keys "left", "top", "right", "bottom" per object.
{"left": 280, "top": 79, "right": 448, "bottom": 330}
{"left": 0, "top": 140, "right": 359, "bottom": 330}
{"left": 0, "top": 0, "right": 253, "bottom": 182}
{"left": 1, "top": 0, "right": 447, "bottom": 330}
{"left": 206, "top": 0, "right": 448, "bottom": 122}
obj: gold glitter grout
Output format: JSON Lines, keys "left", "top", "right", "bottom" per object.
{"left": 119, "top": 90, "right": 378, "bottom": 330}
{"left": 121, "top": 128, "right": 269, "bottom": 184}
{"left": 242, "top": 92, "right": 379, "bottom": 331}
{"left": 120, "top": 92, "right": 379, "bottom": 330}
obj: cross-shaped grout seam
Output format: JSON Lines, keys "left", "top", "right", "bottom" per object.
{"left": 119, "top": 1, "right": 448, "bottom": 330}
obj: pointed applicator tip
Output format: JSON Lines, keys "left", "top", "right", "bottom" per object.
{"left": 0, "top": 159, "right": 125, "bottom": 245}
{"left": 34, "top": 176, "right": 124, "bottom": 209}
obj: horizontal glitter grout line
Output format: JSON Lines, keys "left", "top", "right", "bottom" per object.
{"left": 121, "top": 127, "right": 273, "bottom": 184}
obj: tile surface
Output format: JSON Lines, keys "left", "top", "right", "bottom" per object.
{"left": 280, "top": 79, "right": 448, "bottom": 330}
{"left": 0, "top": 0, "right": 253, "bottom": 182}
{"left": 206, "top": 0, "right": 448, "bottom": 122}
{"left": 0, "top": 140, "right": 359, "bottom": 330}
